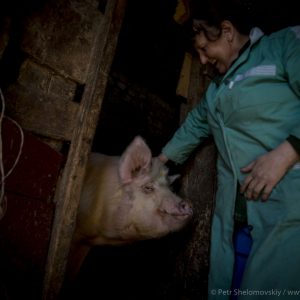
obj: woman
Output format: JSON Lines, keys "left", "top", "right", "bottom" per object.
{"left": 159, "top": 0, "right": 300, "bottom": 299}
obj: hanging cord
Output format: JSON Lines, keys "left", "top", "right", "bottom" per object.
{"left": 0, "top": 88, "right": 24, "bottom": 220}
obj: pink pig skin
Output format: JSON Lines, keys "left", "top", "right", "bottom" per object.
{"left": 66, "top": 136, "right": 193, "bottom": 281}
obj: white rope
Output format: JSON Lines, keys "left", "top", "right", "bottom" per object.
{"left": 0, "top": 88, "right": 24, "bottom": 220}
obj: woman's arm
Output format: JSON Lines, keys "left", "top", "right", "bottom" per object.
{"left": 240, "top": 140, "right": 300, "bottom": 201}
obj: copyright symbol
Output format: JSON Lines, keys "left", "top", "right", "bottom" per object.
{"left": 211, "top": 289, "right": 216, "bottom": 295}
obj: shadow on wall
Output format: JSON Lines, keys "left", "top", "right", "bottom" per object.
{"left": 91, "top": 73, "right": 182, "bottom": 156}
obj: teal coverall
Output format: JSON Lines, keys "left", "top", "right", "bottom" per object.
{"left": 162, "top": 27, "right": 300, "bottom": 299}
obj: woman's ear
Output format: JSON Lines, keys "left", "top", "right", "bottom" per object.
{"left": 221, "top": 20, "right": 235, "bottom": 43}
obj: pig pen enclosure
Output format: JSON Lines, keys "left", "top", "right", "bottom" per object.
{"left": 0, "top": 0, "right": 298, "bottom": 299}
{"left": 0, "top": 0, "right": 216, "bottom": 299}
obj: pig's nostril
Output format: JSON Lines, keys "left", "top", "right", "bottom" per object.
{"left": 180, "top": 202, "right": 187, "bottom": 209}
{"left": 179, "top": 202, "right": 193, "bottom": 215}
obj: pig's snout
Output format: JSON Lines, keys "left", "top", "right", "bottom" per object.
{"left": 159, "top": 200, "right": 193, "bottom": 219}
{"left": 179, "top": 201, "right": 193, "bottom": 217}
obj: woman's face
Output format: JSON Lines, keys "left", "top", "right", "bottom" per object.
{"left": 193, "top": 26, "right": 240, "bottom": 74}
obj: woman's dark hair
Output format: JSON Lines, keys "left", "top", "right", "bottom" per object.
{"left": 190, "top": 0, "right": 256, "bottom": 39}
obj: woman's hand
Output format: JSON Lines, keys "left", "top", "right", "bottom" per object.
{"left": 240, "top": 141, "right": 300, "bottom": 201}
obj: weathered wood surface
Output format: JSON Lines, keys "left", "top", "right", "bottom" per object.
{"left": 41, "top": 0, "right": 127, "bottom": 299}
{"left": 6, "top": 84, "right": 79, "bottom": 141}
{"left": 0, "top": 0, "right": 127, "bottom": 299}
{"left": 176, "top": 52, "right": 192, "bottom": 99}
{"left": 21, "top": 0, "right": 106, "bottom": 84}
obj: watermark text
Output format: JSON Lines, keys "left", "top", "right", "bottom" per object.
{"left": 209, "top": 288, "right": 300, "bottom": 297}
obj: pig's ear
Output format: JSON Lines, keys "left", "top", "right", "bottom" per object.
{"left": 119, "top": 136, "right": 152, "bottom": 184}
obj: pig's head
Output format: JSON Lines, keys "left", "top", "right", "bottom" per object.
{"left": 116, "top": 136, "right": 193, "bottom": 241}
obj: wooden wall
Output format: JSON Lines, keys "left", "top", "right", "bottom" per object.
{"left": 0, "top": 0, "right": 127, "bottom": 299}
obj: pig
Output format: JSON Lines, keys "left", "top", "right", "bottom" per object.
{"left": 66, "top": 136, "right": 193, "bottom": 281}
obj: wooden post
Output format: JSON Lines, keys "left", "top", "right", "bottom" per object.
{"left": 42, "top": 1, "right": 127, "bottom": 299}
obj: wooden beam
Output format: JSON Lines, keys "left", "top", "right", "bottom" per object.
{"left": 41, "top": 0, "right": 128, "bottom": 299}
{"left": 176, "top": 52, "right": 193, "bottom": 99}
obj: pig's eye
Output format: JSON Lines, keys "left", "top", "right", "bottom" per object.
{"left": 142, "top": 183, "right": 155, "bottom": 194}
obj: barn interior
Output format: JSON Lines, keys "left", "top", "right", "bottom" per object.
{"left": 0, "top": 0, "right": 299, "bottom": 299}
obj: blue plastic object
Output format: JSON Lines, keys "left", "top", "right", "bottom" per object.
{"left": 230, "top": 225, "right": 253, "bottom": 299}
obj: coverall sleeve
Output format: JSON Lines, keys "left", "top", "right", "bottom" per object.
{"left": 161, "top": 95, "right": 211, "bottom": 164}
{"left": 283, "top": 26, "right": 300, "bottom": 140}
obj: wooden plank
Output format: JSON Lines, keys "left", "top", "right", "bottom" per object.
{"left": 5, "top": 85, "right": 79, "bottom": 141}
{"left": 21, "top": 2, "right": 106, "bottom": 84}
{"left": 176, "top": 52, "right": 192, "bottom": 99}
{"left": 41, "top": 0, "right": 127, "bottom": 299}
{"left": 180, "top": 57, "right": 208, "bottom": 121}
